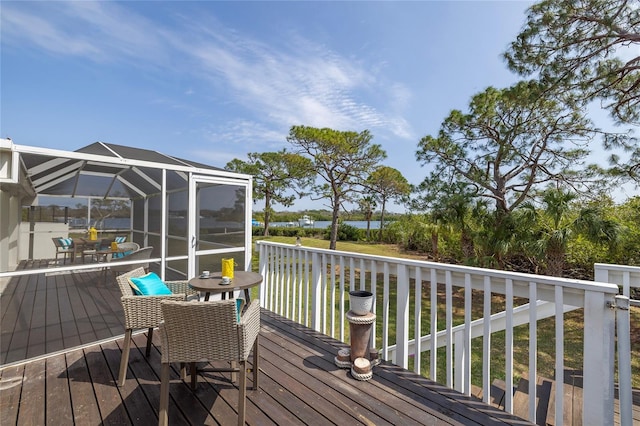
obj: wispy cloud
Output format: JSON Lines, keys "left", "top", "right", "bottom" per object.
{"left": 2, "top": 2, "right": 414, "bottom": 141}
{"left": 2, "top": 2, "right": 169, "bottom": 64}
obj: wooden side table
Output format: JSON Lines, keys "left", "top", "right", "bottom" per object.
{"left": 188, "top": 271, "right": 263, "bottom": 302}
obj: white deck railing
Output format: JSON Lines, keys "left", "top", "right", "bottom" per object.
{"left": 257, "top": 241, "right": 621, "bottom": 425}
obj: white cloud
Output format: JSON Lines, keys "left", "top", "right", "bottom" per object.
{"left": 2, "top": 2, "right": 414, "bottom": 141}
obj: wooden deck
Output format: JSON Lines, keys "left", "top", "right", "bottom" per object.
{"left": 1, "top": 260, "right": 125, "bottom": 365}
{"left": 0, "top": 308, "right": 532, "bottom": 425}
{"left": 2, "top": 262, "right": 633, "bottom": 424}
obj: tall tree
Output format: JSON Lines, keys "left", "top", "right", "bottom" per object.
{"left": 287, "top": 126, "right": 386, "bottom": 249}
{"left": 365, "top": 166, "right": 410, "bottom": 241}
{"left": 226, "top": 150, "right": 314, "bottom": 236}
{"left": 504, "top": 0, "right": 640, "bottom": 124}
{"left": 416, "top": 81, "right": 596, "bottom": 216}
{"left": 504, "top": 0, "right": 639, "bottom": 182}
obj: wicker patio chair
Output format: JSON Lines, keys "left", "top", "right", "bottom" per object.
{"left": 52, "top": 237, "right": 74, "bottom": 264}
{"left": 115, "top": 267, "right": 197, "bottom": 387}
{"left": 112, "top": 241, "right": 140, "bottom": 259}
{"left": 109, "top": 246, "right": 153, "bottom": 277}
{"left": 158, "top": 299, "right": 260, "bottom": 426}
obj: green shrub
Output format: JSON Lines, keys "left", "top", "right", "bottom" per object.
{"left": 324, "top": 223, "right": 360, "bottom": 241}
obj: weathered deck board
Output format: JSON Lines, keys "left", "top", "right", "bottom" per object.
{"left": 1, "top": 263, "right": 125, "bottom": 365}
{"left": 0, "top": 308, "right": 532, "bottom": 425}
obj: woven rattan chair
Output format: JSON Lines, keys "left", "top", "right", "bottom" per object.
{"left": 115, "top": 267, "right": 197, "bottom": 387}
{"left": 158, "top": 299, "right": 260, "bottom": 426}
{"left": 110, "top": 246, "right": 153, "bottom": 277}
{"left": 52, "top": 237, "right": 74, "bottom": 264}
{"left": 112, "top": 242, "right": 140, "bottom": 259}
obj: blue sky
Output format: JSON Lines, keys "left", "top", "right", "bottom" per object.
{"left": 3, "top": 1, "right": 544, "bottom": 212}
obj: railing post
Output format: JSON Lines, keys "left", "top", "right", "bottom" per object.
{"left": 583, "top": 290, "right": 615, "bottom": 425}
{"left": 396, "top": 264, "right": 409, "bottom": 368}
{"left": 310, "top": 252, "right": 322, "bottom": 332}
{"left": 615, "top": 295, "right": 633, "bottom": 426}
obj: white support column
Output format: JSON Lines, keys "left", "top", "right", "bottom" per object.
{"left": 396, "top": 263, "right": 409, "bottom": 369}
{"left": 160, "top": 169, "right": 166, "bottom": 280}
{"left": 583, "top": 290, "right": 615, "bottom": 425}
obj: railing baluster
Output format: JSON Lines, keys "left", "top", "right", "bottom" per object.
{"left": 482, "top": 276, "right": 491, "bottom": 405}
{"left": 505, "top": 278, "right": 513, "bottom": 413}
{"left": 311, "top": 252, "right": 321, "bottom": 331}
{"left": 321, "top": 253, "right": 326, "bottom": 334}
{"left": 623, "top": 271, "right": 630, "bottom": 298}
{"left": 430, "top": 268, "right": 437, "bottom": 381}
{"left": 339, "top": 255, "right": 345, "bottom": 342}
{"left": 528, "top": 282, "right": 537, "bottom": 423}
{"left": 291, "top": 248, "right": 298, "bottom": 322}
{"left": 304, "top": 250, "right": 309, "bottom": 327}
{"left": 554, "top": 284, "right": 564, "bottom": 426}
{"left": 258, "top": 242, "right": 267, "bottom": 307}
{"left": 284, "top": 248, "right": 290, "bottom": 318}
{"left": 382, "top": 262, "right": 390, "bottom": 360}
{"left": 269, "top": 245, "right": 276, "bottom": 311}
{"left": 370, "top": 260, "right": 377, "bottom": 350}
{"left": 414, "top": 267, "right": 422, "bottom": 375}
{"left": 330, "top": 254, "right": 336, "bottom": 339}
{"left": 463, "top": 273, "right": 472, "bottom": 396}
{"left": 349, "top": 257, "right": 355, "bottom": 292}
{"left": 445, "top": 270, "right": 453, "bottom": 388}
{"left": 396, "top": 263, "right": 409, "bottom": 368}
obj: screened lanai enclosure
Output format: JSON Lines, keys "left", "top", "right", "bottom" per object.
{"left": 0, "top": 138, "right": 252, "bottom": 364}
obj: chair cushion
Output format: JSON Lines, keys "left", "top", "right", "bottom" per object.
{"left": 128, "top": 272, "right": 172, "bottom": 296}
{"left": 115, "top": 236, "right": 127, "bottom": 243}
{"left": 58, "top": 237, "right": 73, "bottom": 249}
{"left": 236, "top": 298, "right": 244, "bottom": 322}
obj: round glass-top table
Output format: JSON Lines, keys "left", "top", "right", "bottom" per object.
{"left": 188, "top": 271, "right": 263, "bottom": 302}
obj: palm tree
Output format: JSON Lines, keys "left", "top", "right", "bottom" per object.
{"left": 357, "top": 195, "right": 377, "bottom": 240}
{"left": 519, "top": 189, "right": 619, "bottom": 277}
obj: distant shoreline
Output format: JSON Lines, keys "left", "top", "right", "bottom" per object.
{"left": 268, "top": 220, "right": 384, "bottom": 230}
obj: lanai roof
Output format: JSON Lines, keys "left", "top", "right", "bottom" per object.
{"left": 16, "top": 141, "right": 229, "bottom": 200}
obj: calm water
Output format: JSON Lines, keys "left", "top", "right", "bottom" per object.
{"left": 269, "top": 220, "right": 383, "bottom": 229}
{"left": 82, "top": 217, "right": 384, "bottom": 230}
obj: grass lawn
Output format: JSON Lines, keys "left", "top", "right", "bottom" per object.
{"left": 253, "top": 235, "right": 640, "bottom": 388}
